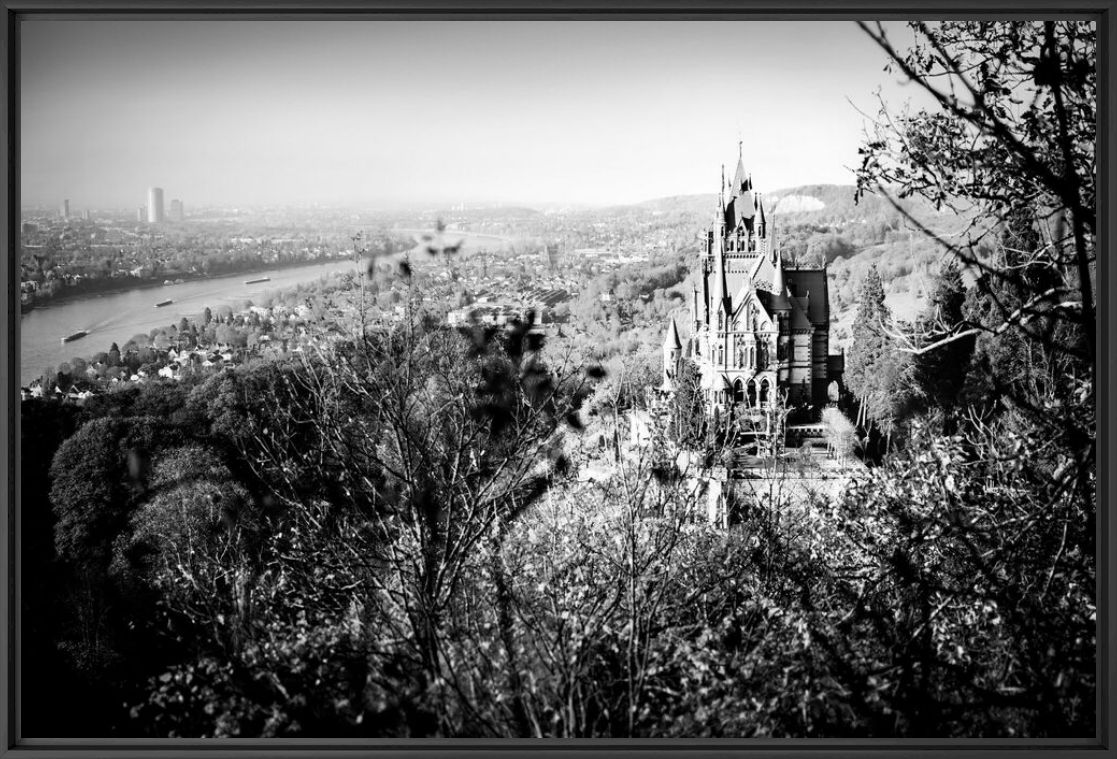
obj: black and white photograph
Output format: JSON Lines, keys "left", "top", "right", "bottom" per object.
{"left": 5, "top": 7, "right": 1103, "bottom": 746}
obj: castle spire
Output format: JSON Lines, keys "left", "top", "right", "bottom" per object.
{"left": 713, "top": 235, "right": 730, "bottom": 318}
{"left": 732, "top": 146, "right": 747, "bottom": 195}
{"left": 663, "top": 315, "right": 683, "bottom": 350}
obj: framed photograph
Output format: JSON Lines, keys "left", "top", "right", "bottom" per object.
{"left": 2, "top": 1, "right": 1110, "bottom": 756}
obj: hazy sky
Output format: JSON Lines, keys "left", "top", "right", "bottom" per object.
{"left": 21, "top": 19, "right": 925, "bottom": 210}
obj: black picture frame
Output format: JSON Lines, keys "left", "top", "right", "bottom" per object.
{"left": 2, "top": 1, "right": 1112, "bottom": 757}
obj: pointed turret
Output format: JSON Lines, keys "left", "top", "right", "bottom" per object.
{"left": 732, "top": 146, "right": 754, "bottom": 220}
{"left": 757, "top": 194, "right": 767, "bottom": 237}
{"left": 713, "top": 239, "right": 731, "bottom": 322}
{"left": 772, "top": 249, "right": 785, "bottom": 295}
{"left": 732, "top": 147, "right": 747, "bottom": 194}
{"left": 663, "top": 315, "right": 682, "bottom": 350}
{"left": 662, "top": 316, "right": 683, "bottom": 389}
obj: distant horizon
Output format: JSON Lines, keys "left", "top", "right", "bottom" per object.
{"left": 21, "top": 180, "right": 870, "bottom": 217}
{"left": 21, "top": 19, "right": 928, "bottom": 210}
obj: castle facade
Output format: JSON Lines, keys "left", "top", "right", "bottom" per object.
{"left": 661, "top": 148, "right": 841, "bottom": 421}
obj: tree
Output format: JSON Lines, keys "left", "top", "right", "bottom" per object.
{"left": 139, "top": 315, "right": 589, "bottom": 736}
{"left": 844, "top": 265, "right": 888, "bottom": 404}
{"left": 842, "top": 20, "right": 1096, "bottom": 736}
{"left": 670, "top": 358, "right": 704, "bottom": 448}
{"left": 961, "top": 207, "right": 1075, "bottom": 410}
{"left": 797, "top": 416, "right": 1095, "bottom": 737}
{"left": 821, "top": 405, "right": 856, "bottom": 463}
{"left": 914, "top": 262, "right": 973, "bottom": 412}
{"left": 855, "top": 17, "right": 1094, "bottom": 487}
{"left": 50, "top": 416, "right": 182, "bottom": 570}
{"left": 855, "top": 20, "right": 1095, "bottom": 364}
{"left": 844, "top": 265, "right": 916, "bottom": 436}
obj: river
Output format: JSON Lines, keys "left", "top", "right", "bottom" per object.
{"left": 19, "top": 230, "right": 517, "bottom": 387}
{"left": 19, "top": 259, "right": 358, "bottom": 386}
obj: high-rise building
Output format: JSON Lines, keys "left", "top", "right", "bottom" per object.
{"left": 170, "top": 198, "right": 184, "bottom": 222}
{"left": 60, "top": 199, "right": 69, "bottom": 219}
{"left": 147, "top": 187, "right": 165, "bottom": 223}
{"left": 137, "top": 206, "right": 145, "bottom": 222}
{"left": 81, "top": 209, "right": 91, "bottom": 221}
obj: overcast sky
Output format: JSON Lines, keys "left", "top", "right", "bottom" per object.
{"left": 21, "top": 19, "right": 925, "bottom": 210}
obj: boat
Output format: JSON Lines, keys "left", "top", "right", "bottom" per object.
{"left": 244, "top": 276, "right": 271, "bottom": 285}
{"left": 61, "top": 330, "right": 89, "bottom": 344}
{"left": 155, "top": 299, "right": 174, "bottom": 308}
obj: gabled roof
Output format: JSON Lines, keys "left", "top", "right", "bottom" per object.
{"left": 755, "top": 288, "right": 791, "bottom": 314}
{"left": 753, "top": 291, "right": 775, "bottom": 324}
{"left": 750, "top": 254, "right": 779, "bottom": 295}
{"left": 789, "top": 295, "right": 813, "bottom": 331}
{"left": 730, "top": 282, "right": 756, "bottom": 320}
{"left": 784, "top": 268, "right": 829, "bottom": 326}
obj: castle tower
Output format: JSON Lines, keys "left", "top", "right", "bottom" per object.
{"left": 654, "top": 144, "right": 836, "bottom": 433}
{"left": 662, "top": 316, "right": 683, "bottom": 389}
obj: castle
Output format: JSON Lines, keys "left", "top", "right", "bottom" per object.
{"left": 660, "top": 147, "right": 843, "bottom": 432}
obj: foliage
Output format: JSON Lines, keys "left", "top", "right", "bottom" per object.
{"left": 798, "top": 412, "right": 1094, "bottom": 736}
{"left": 913, "top": 262, "right": 974, "bottom": 412}
{"left": 670, "top": 358, "right": 705, "bottom": 447}
{"left": 855, "top": 20, "right": 1095, "bottom": 360}
{"left": 22, "top": 20, "right": 1096, "bottom": 739}
{"left": 844, "top": 265, "right": 919, "bottom": 434}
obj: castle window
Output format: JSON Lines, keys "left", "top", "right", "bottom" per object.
{"left": 718, "top": 347, "right": 724, "bottom": 365}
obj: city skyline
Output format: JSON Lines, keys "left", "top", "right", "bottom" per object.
{"left": 21, "top": 19, "right": 926, "bottom": 209}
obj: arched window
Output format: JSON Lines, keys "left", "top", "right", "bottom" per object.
{"left": 759, "top": 379, "right": 770, "bottom": 405}
{"left": 747, "top": 380, "right": 757, "bottom": 407}
{"left": 718, "top": 347, "right": 724, "bottom": 365}
{"left": 733, "top": 378, "right": 745, "bottom": 404}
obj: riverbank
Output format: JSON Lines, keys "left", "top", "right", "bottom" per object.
{"left": 21, "top": 253, "right": 361, "bottom": 312}
{"left": 20, "top": 258, "right": 361, "bottom": 386}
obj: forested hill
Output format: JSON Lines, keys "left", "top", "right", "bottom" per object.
{"left": 631, "top": 184, "right": 947, "bottom": 231}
